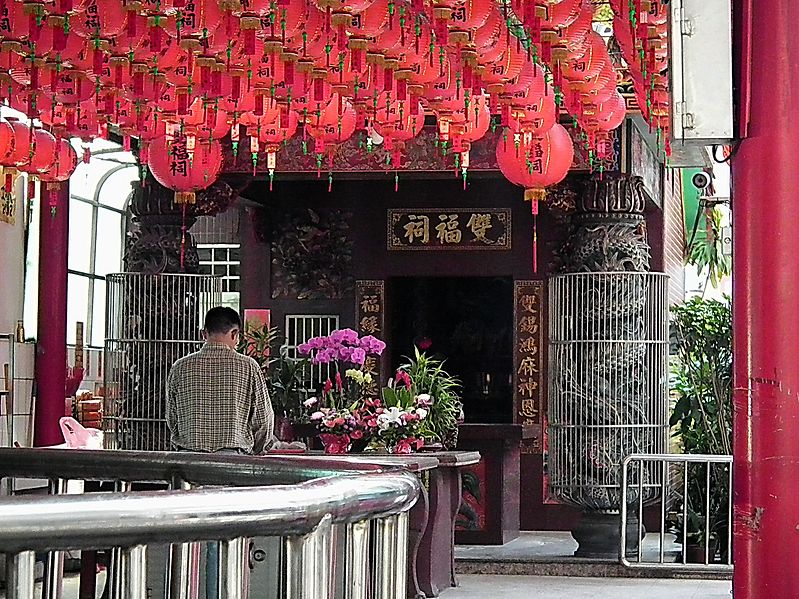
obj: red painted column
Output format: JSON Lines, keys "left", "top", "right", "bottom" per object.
{"left": 33, "top": 181, "right": 69, "bottom": 447}
{"left": 732, "top": 0, "right": 799, "bottom": 596}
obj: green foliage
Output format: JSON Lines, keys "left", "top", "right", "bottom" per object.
{"left": 670, "top": 297, "right": 732, "bottom": 455}
{"left": 237, "top": 324, "right": 309, "bottom": 419}
{"left": 669, "top": 297, "right": 732, "bottom": 548}
{"left": 685, "top": 207, "right": 731, "bottom": 289}
{"left": 397, "top": 349, "right": 463, "bottom": 448}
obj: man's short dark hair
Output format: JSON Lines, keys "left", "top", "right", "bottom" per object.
{"left": 204, "top": 307, "right": 241, "bottom": 334}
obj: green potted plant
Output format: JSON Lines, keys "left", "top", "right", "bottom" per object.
{"left": 237, "top": 323, "right": 310, "bottom": 441}
{"left": 669, "top": 296, "right": 732, "bottom": 562}
{"left": 395, "top": 349, "right": 463, "bottom": 449}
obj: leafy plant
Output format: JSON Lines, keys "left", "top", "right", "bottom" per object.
{"left": 237, "top": 323, "right": 309, "bottom": 419}
{"left": 669, "top": 297, "right": 732, "bottom": 554}
{"left": 685, "top": 206, "right": 731, "bottom": 289}
{"left": 396, "top": 349, "right": 463, "bottom": 449}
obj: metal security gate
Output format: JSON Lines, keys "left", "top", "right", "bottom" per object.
{"left": 547, "top": 272, "right": 669, "bottom": 511}
{"left": 104, "top": 273, "right": 221, "bottom": 450}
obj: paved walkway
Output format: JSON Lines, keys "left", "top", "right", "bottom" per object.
{"left": 447, "top": 575, "right": 732, "bottom": 599}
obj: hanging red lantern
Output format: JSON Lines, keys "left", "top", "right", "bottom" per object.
{"left": 509, "top": 94, "right": 557, "bottom": 136}
{"left": 71, "top": 0, "right": 128, "bottom": 39}
{"left": 3, "top": 119, "right": 34, "bottom": 168}
{"left": 0, "top": 119, "right": 15, "bottom": 164}
{"left": 162, "top": 1, "right": 224, "bottom": 39}
{"left": 496, "top": 123, "right": 574, "bottom": 201}
{"left": 258, "top": 108, "right": 300, "bottom": 189}
{"left": 21, "top": 128, "right": 57, "bottom": 175}
{"left": 147, "top": 134, "right": 223, "bottom": 204}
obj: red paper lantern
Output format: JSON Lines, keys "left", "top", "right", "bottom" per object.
{"left": 162, "top": 1, "right": 224, "bottom": 39}
{"left": 3, "top": 119, "right": 33, "bottom": 168}
{"left": 71, "top": 0, "right": 128, "bottom": 39}
{"left": 305, "top": 96, "right": 357, "bottom": 155}
{"left": 22, "top": 128, "right": 58, "bottom": 175}
{"left": 39, "top": 138, "right": 78, "bottom": 182}
{"left": 0, "top": 119, "right": 15, "bottom": 164}
{"left": 147, "top": 135, "right": 223, "bottom": 204}
{"left": 496, "top": 123, "right": 574, "bottom": 200}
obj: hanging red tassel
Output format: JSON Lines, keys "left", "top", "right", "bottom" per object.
{"left": 179, "top": 203, "right": 187, "bottom": 271}
{"left": 531, "top": 198, "right": 538, "bottom": 273}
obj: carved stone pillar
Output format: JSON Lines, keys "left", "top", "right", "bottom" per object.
{"left": 124, "top": 177, "right": 236, "bottom": 274}
{"left": 560, "top": 173, "right": 650, "bottom": 273}
{"left": 552, "top": 174, "right": 655, "bottom": 557}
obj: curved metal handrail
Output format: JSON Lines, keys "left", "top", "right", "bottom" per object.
{"left": 0, "top": 448, "right": 438, "bottom": 486}
{"left": 0, "top": 471, "right": 420, "bottom": 553}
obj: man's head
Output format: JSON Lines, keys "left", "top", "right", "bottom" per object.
{"left": 203, "top": 307, "right": 241, "bottom": 348}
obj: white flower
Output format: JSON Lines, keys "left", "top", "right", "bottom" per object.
{"left": 377, "top": 407, "right": 404, "bottom": 431}
{"left": 304, "top": 397, "right": 318, "bottom": 407}
{"left": 363, "top": 372, "right": 373, "bottom": 384}
{"left": 310, "top": 411, "right": 325, "bottom": 421}
{"left": 416, "top": 393, "right": 433, "bottom": 407}
{"left": 416, "top": 408, "right": 428, "bottom": 419}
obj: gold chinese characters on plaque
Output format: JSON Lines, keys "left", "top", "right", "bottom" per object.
{"left": 514, "top": 281, "right": 544, "bottom": 454}
{"left": 387, "top": 208, "right": 511, "bottom": 251}
{"left": 355, "top": 280, "right": 385, "bottom": 394}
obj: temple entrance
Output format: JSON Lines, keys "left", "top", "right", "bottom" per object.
{"left": 388, "top": 277, "right": 514, "bottom": 424}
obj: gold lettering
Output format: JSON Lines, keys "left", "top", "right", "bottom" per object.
{"left": 435, "top": 214, "right": 462, "bottom": 244}
{"left": 403, "top": 214, "right": 430, "bottom": 244}
{"left": 466, "top": 213, "right": 494, "bottom": 244}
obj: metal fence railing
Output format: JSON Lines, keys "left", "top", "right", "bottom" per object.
{"left": 0, "top": 449, "right": 423, "bottom": 599}
{"left": 620, "top": 453, "right": 733, "bottom": 573}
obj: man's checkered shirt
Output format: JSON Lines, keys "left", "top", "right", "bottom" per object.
{"left": 166, "top": 342, "right": 274, "bottom": 454}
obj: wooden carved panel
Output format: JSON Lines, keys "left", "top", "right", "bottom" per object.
{"left": 513, "top": 280, "right": 544, "bottom": 455}
{"left": 355, "top": 280, "right": 385, "bottom": 391}
{"left": 387, "top": 208, "right": 511, "bottom": 251}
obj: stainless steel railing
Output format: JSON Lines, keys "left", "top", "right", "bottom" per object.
{"left": 620, "top": 453, "right": 733, "bottom": 573}
{"left": 0, "top": 449, "right": 424, "bottom": 599}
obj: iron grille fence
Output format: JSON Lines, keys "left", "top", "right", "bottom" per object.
{"left": 547, "top": 272, "right": 669, "bottom": 510}
{"left": 620, "top": 453, "right": 733, "bottom": 573}
{"left": 103, "top": 273, "right": 221, "bottom": 451}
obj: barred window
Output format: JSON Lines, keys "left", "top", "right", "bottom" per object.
{"left": 284, "top": 315, "right": 339, "bottom": 390}
{"left": 197, "top": 243, "right": 240, "bottom": 311}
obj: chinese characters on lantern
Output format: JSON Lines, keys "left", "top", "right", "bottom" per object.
{"left": 514, "top": 281, "right": 544, "bottom": 455}
{"left": 356, "top": 280, "right": 385, "bottom": 396}
{"left": 389, "top": 208, "right": 511, "bottom": 250}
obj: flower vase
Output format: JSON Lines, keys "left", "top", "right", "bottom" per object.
{"left": 276, "top": 417, "right": 295, "bottom": 442}
{"left": 319, "top": 433, "right": 351, "bottom": 454}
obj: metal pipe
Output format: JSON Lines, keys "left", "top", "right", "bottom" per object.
{"left": 619, "top": 454, "right": 733, "bottom": 574}
{"left": 5, "top": 551, "right": 35, "bottom": 599}
{"left": 0, "top": 472, "right": 420, "bottom": 553}
{"left": 108, "top": 481, "right": 133, "bottom": 599}
{"left": 371, "top": 515, "right": 399, "bottom": 599}
{"left": 283, "top": 515, "right": 333, "bottom": 599}
{"left": 344, "top": 520, "right": 370, "bottom": 599}
{"left": 0, "top": 448, "right": 436, "bottom": 487}
{"left": 43, "top": 478, "right": 68, "bottom": 599}
{"left": 218, "top": 538, "right": 248, "bottom": 599}
{"left": 393, "top": 511, "right": 409, "bottom": 599}
{"left": 125, "top": 545, "right": 148, "bottom": 599}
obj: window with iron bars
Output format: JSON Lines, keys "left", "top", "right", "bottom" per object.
{"left": 284, "top": 315, "right": 340, "bottom": 392}
{"left": 197, "top": 244, "right": 240, "bottom": 311}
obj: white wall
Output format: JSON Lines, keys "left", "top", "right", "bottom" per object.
{"left": 0, "top": 174, "right": 36, "bottom": 449}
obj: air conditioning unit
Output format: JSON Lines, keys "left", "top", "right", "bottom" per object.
{"left": 670, "top": 0, "right": 734, "bottom": 144}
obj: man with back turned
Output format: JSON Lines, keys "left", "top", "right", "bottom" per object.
{"left": 166, "top": 306, "right": 274, "bottom": 455}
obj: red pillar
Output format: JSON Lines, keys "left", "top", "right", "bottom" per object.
{"left": 732, "top": 0, "right": 799, "bottom": 596}
{"left": 33, "top": 181, "right": 69, "bottom": 447}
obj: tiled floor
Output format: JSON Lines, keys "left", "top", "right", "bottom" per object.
{"left": 446, "top": 575, "right": 732, "bottom": 598}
